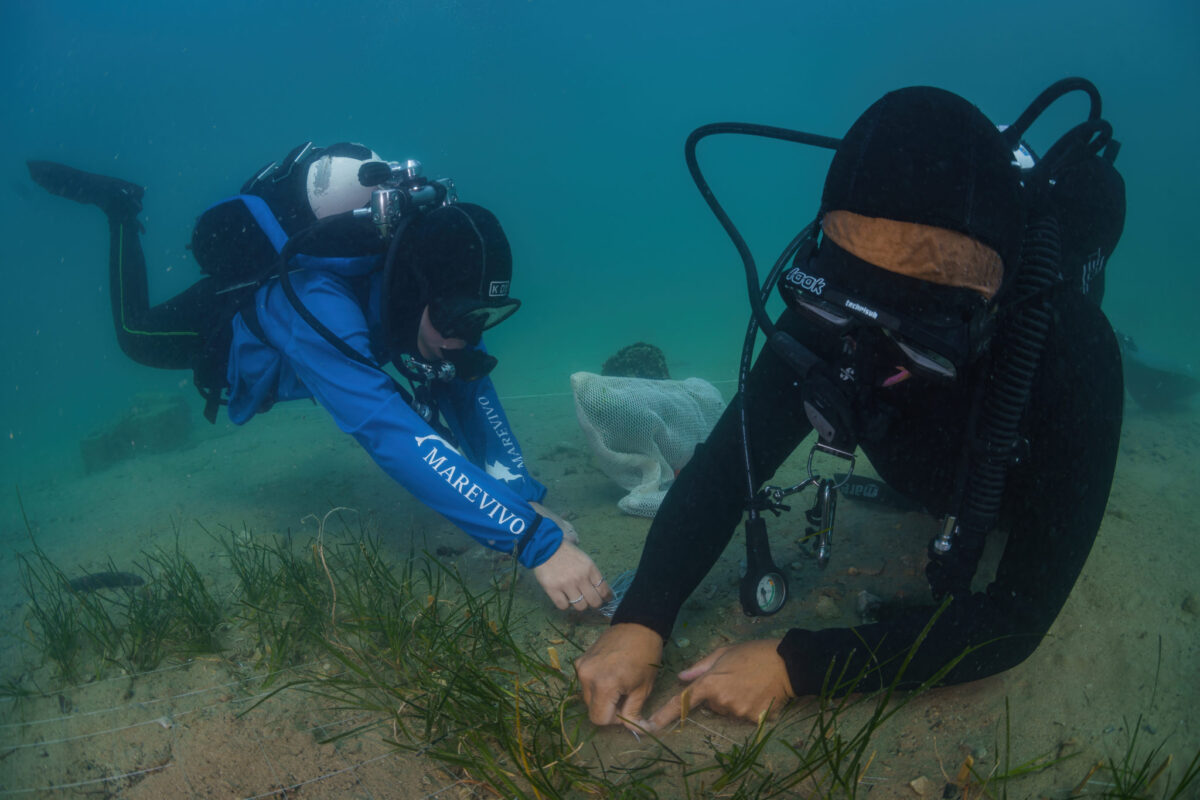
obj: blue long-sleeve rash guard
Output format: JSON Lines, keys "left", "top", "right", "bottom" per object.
{"left": 222, "top": 260, "right": 563, "bottom": 569}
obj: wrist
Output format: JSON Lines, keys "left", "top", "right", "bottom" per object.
{"left": 777, "top": 628, "right": 817, "bottom": 697}
{"left": 519, "top": 516, "right": 563, "bottom": 568}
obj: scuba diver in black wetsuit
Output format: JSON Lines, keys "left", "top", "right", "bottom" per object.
{"left": 26, "top": 145, "right": 614, "bottom": 614}
{"left": 576, "top": 81, "right": 1126, "bottom": 727}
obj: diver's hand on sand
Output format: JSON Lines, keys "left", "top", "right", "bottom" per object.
{"left": 576, "top": 623, "right": 663, "bottom": 729}
{"left": 647, "top": 640, "right": 793, "bottom": 729}
{"left": 530, "top": 501, "right": 578, "bottom": 544}
{"left": 533, "top": 539, "right": 611, "bottom": 611}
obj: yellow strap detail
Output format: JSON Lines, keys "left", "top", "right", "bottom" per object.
{"left": 116, "top": 223, "right": 201, "bottom": 338}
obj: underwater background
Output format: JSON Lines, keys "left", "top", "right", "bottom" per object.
{"left": 2, "top": 0, "right": 1197, "bottom": 483}
{"left": 1, "top": 1, "right": 1198, "bottom": 797}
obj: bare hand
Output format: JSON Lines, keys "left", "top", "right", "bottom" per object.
{"left": 575, "top": 623, "right": 663, "bottom": 728}
{"left": 532, "top": 539, "right": 612, "bottom": 611}
{"left": 647, "top": 639, "right": 793, "bottom": 729}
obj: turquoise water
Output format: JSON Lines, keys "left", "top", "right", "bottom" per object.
{"left": 2, "top": 3, "right": 1199, "bottom": 795}
{"left": 2, "top": 0, "right": 1197, "bottom": 485}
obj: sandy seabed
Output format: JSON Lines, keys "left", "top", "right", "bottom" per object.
{"left": 1, "top": 384, "right": 1197, "bottom": 799}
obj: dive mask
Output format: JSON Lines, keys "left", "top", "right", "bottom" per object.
{"left": 428, "top": 295, "right": 522, "bottom": 345}
{"left": 778, "top": 237, "right": 991, "bottom": 384}
{"left": 784, "top": 289, "right": 961, "bottom": 382}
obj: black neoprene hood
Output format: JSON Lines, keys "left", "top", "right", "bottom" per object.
{"left": 820, "top": 86, "right": 1024, "bottom": 275}
{"left": 411, "top": 202, "right": 515, "bottom": 307}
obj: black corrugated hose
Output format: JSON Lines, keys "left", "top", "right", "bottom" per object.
{"left": 927, "top": 213, "right": 1062, "bottom": 599}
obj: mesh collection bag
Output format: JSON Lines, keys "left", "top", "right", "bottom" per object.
{"left": 570, "top": 372, "right": 726, "bottom": 516}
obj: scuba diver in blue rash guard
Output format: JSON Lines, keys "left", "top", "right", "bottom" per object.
{"left": 27, "top": 143, "right": 614, "bottom": 612}
{"left": 577, "top": 80, "right": 1126, "bottom": 727}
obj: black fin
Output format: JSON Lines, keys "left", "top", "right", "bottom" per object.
{"left": 27, "top": 160, "right": 144, "bottom": 219}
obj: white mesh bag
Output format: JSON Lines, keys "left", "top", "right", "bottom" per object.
{"left": 570, "top": 371, "right": 726, "bottom": 517}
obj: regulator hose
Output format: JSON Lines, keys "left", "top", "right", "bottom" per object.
{"left": 684, "top": 122, "right": 839, "bottom": 340}
{"left": 736, "top": 225, "right": 816, "bottom": 506}
{"left": 927, "top": 214, "right": 1062, "bottom": 599}
{"left": 1001, "top": 77, "right": 1101, "bottom": 149}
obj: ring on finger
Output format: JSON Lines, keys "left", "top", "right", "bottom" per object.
{"left": 592, "top": 578, "right": 606, "bottom": 588}
{"left": 569, "top": 594, "right": 585, "bottom": 605}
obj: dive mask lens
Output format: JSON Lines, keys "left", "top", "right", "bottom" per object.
{"left": 790, "top": 293, "right": 855, "bottom": 329}
{"left": 430, "top": 297, "right": 521, "bottom": 344}
{"left": 882, "top": 329, "right": 957, "bottom": 381}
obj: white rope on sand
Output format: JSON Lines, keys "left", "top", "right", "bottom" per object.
{"left": 0, "top": 695, "right": 399, "bottom": 796}
{"left": 0, "top": 659, "right": 196, "bottom": 711}
{"left": 0, "top": 691, "right": 270, "bottom": 750}
{"left": 238, "top": 750, "right": 476, "bottom": 800}
{"left": 0, "top": 762, "right": 174, "bottom": 796}
{"left": 0, "top": 747, "right": 461, "bottom": 798}
{"left": 0, "top": 660, "right": 324, "bottom": 731}
{"left": 236, "top": 750, "right": 393, "bottom": 800}
{"left": 2, "top": 667, "right": 352, "bottom": 750}
{"left": 0, "top": 741, "right": 468, "bottom": 799}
